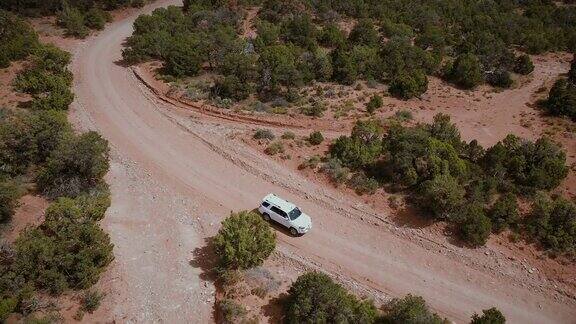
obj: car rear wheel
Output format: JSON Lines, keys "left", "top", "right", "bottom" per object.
{"left": 290, "top": 227, "right": 298, "bottom": 236}
{"left": 262, "top": 213, "right": 270, "bottom": 222}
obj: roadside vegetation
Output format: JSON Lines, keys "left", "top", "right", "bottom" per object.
{"left": 0, "top": 13, "right": 113, "bottom": 321}
{"left": 541, "top": 56, "right": 576, "bottom": 121}
{"left": 122, "top": 0, "right": 575, "bottom": 108}
{"left": 323, "top": 114, "right": 573, "bottom": 251}
{"left": 0, "top": 0, "right": 152, "bottom": 38}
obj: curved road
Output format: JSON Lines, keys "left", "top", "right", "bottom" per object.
{"left": 71, "top": 1, "right": 576, "bottom": 323}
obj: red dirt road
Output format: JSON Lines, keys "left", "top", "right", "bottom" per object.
{"left": 70, "top": 1, "right": 576, "bottom": 322}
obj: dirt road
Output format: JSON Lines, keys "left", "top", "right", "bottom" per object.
{"left": 70, "top": 1, "right": 576, "bottom": 322}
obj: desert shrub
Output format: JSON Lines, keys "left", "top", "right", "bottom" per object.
{"left": 381, "top": 19, "right": 414, "bottom": 39}
{"left": 381, "top": 294, "right": 447, "bottom": 324}
{"left": 0, "top": 10, "right": 39, "bottom": 67}
{"left": 458, "top": 203, "right": 492, "bottom": 247}
{"left": 37, "top": 131, "right": 110, "bottom": 198}
{"left": 513, "top": 55, "right": 534, "bottom": 75}
{"left": 330, "top": 47, "right": 358, "bottom": 85}
{"left": 84, "top": 8, "right": 111, "bottom": 30}
{"left": 330, "top": 119, "right": 383, "bottom": 169}
{"left": 321, "top": 158, "right": 349, "bottom": 184}
{"left": 299, "top": 155, "right": 321, "bottom": 169}
{"left": 57, "top": 5, "right": 89, "bottom": 38}
{"left": 281, "top": 131, "right": 295, "bottom": 140}
{"left": 526, "top": 194, "right": 576, "bottom": 253}
{"left": 383, "top": 119, "right": 466, "bottom": 187}
{"left": 481, "top": 135, "right": 568, "bottom": 191}
{"left": 212, "top": 75, "right": 251, "bottom": 101}
{"left": 300, "top": 101, "right": 326, "bottom": 117}
{"left": 488, "top": 193, "right": 519, "bottom": 233}
{"left": 308, "top": 131, "right": 324, "bottom": 145}
{"left": 164, "top": 39, "right": 203, "bottom": 77}
{"left": 0, "top": 297, "right": 17, "bottom": 321}
{"left": 348, "top": 19, "right": 379, "bottom": 46}
{"left": 218, "top": 299, "right": 246, "bottom": 323}
{"left": 394, "top": 109, "right": 413, "bottom": 121}
{"left": 254, "top": 20, "right": 280, "bottom": 49}
{"left": 419, "top": 174, "right": 466, "bottom": 219}
{"left": 487, "top": 70, "right": 513, "bottom": 88}
{"left": 13, "top": 197, "right": 114, "bottom": 294}
{"left": 285, "top": 272, "right": 378, "bottom": 324}
{"left": 319, "top": 23, "right": 346, "bottom": 48}
{"left": 213, "top": 211, "right": 276, "bottom": 270}
{"left": 366, "top": 94, "right": 383, "bottom": 114}
{"left": 446, "top": 53, "right": 483, "bottom": 89}
{"left": 0, "top": 180, "right": 21, "bottom": 224}
{"left": 81, "top": 290, "right": 104, "bottom": 313}
{"left": 348, "top": 172, "right": 378, "bottom": 195}
{"left": 264, "top": 141, "right": 284, "bottom": 155}
{"left": 470, "top": 307, "right": 506, "bottom": 324}
{"left": 543, "top": 78, "right": 576, "bottom": 120}
{"left": 389, "top": 70, "right": 428, "bottom": 99}
{"left": 0, "top": 112, "right": 38, "bottom": 175}
{"left": 280, "top": 13, "right": 317, "bottom": 49}
{"left": 253, "top": 129, "right": 275, "bottom": 140}
{"left": 380, "top": 37, "right": 440, "bottom": 77}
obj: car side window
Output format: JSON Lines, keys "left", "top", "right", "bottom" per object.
{"left": 271, "top": 206, "right": 287, "bottom": 218}
{"left": 262, "top": 201, "right": 270, "bottom": 208}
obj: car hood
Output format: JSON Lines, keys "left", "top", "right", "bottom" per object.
{"left": 292, "top": 213, "right": 312, "bottom": 228}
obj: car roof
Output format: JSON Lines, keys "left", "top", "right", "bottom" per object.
{"left": 262, "top": 193, "right": 296, "bottom": 212}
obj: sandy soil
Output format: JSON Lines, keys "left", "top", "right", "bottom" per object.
{"left": 66, "top": 1, "right": 576, "bottom": 323}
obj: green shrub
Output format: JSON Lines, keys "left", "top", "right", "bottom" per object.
{"left": 213, "top": 211, "right": 276, "bottom": 270}
{"left": 348, "top": 19, "right": 379, "bottom": 46}
{"left": 543, "top": 78, "right": 576, "bottom": 120}
{"left": 37, "top": 131, "right": 110, "bottom": 198}
{"left": 382, "top": 294, "right": 446, "bottom": 324}
{"left": 446, "top": 53, "right": 483, "bottom": 89}
{"left": 0, "top": 180, "right": 21, "bottom": 223}
{"left": 212, "top": 75, "right": 251, "bottom": 101}
{"left": 299, "top": 155, "right": 321, "bottom": 169}
{"left": 458, "top": 203, "right": 492, "bottom": 247}
{"left": 301, "top": 101, "right": 326, "bottom": 117}
{"left": 470, "top": 307, "right": 506, "bottom": 324}
{"left": 487, "top": 70, "right": 513, "bottom": 88}
{"left": 57, "top": 5, "right": 89, "bottom": 38}
{"left": 13, "top": 197, "right": 114, "bottom": 294}
{"left": 285, "top": 272, "right": 378, "bottom": 324}
{"left": 164, "top": 39, "right": 203, "bottom": 77}
{"left": 513, "top": 55, "right": 534, "bottom": 75}
{"left": 526, "top": 193, "right": 576, "bottom": 253}
{"left": 0, "top": 10, "right": 39, "bottom": 65}
{"left": 264, "top": 141, "right": 284, "bottom": 155}
{"left": 0, "top": 297, "right": 17, "bottom": 321}
{"left": 481, "top": 135, "right": 568, "bottom": 191}
{"left": 84, "top": 8, "right": 110, "bottom": 30}
{"left": 253, "top": 129, "right": 275, "bottom": 140}
{"left": 488, "top": 193, "right": 519, "bottom": 233}
{"left": 394, "top": 109, "right": 413, "bottom": 121}
{"left": 281, "top": 131, "right": 296, "bottom": 140}
{"left": 308, "top": 131, "right": 324, "bottom": 145}
{"left": 81, "top": 290, "right": 104, "bottom": 313}
{"left": 319, "top": 23, "right": 346, "bottom": 48}
{"left": 419, "top": 174, "right": 466, "bottom": 219}
{"left": 366, "top": 94, "right": 383, "bottom": 114}
{"left": 389, "top": 70, "right": 429, "bottom": 99}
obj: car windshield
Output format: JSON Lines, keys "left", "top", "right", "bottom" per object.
{"left": 288, "top": 207, "right": 302, "bottom": 221}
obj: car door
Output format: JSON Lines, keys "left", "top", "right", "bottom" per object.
{"left": 270, "top": 206, "right": 290, "bottom": 228}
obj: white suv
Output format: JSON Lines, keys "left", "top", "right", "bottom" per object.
{"left": 258, "top": 193, "right": 312, "bottom": 235}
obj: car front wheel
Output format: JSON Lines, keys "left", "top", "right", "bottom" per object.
{"left": 290, "top": 227, "right": 298, "bottom": 236}
{"left": 262, "top": 213, "right": 270, "bottom": 222}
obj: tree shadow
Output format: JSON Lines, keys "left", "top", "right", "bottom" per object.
{"left": 189, "top": 236, "right": 220, "bottom": 321}
{"left": 389, "top": 205, "right": 435, "bottom": 229}
{"left": 262, "top": 292, "right": 287, "bottom": 324}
